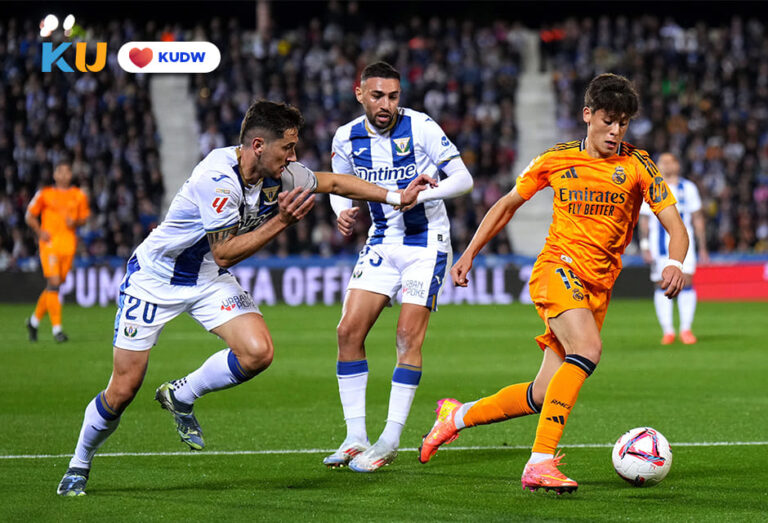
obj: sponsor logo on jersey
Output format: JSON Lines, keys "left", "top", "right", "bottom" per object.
{"left": 123, "top": 324, "right": 138, "bottom": 338}
{"left": 393, "top": 137, "right": 412, "bottom": 156}
{"left": 220, "top": 293, "right": 256, "bottom": 311}
{"left": 212, "top": 174, "right": 228, "bottom": 182}
{"left": 353, "top": 163, "right": 418, "bottom": 183}
{"left": 353, "top": 147, "right": 368, "bottom": 157}
{"left": 212, "top": 197, "right": 228, "bottom": 213}
{"left": 612, "top": 166, "right": 626, "bottom": 184}
{"left": 561, "top": 167, "right": 579, "bottom": 179}
{"left": 403, "top": 279, "right": 426, "bottom": 298}
{"left": 560, "top": 254, "right": 573, "bottom": 264}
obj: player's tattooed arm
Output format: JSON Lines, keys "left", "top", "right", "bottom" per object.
{"left": 206, "top": 225, "right": 239, "bottom": 250}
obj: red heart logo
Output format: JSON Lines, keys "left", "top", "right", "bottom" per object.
{"left": 129, "top": 47, "right": 153, "bottom": 68}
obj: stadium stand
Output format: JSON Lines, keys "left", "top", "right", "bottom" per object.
{"left": 547, "top": 15, "right": 768, "bottom": 253}
{"left": 0, "top": 17, "right": 164, "bottom": 270}
{"left": 189, "top": 11, "right": 523, "bottom": 255}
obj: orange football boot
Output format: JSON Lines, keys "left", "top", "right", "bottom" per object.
{"left": 521, "top": 451, "right": 578, "bottom": 494}
{"left": 418, "top": 398, "right": 462, "bottom": 464}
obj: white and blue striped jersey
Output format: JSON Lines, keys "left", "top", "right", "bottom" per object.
{"left": 133, "top": 146, "right": 316, "bottom": 287}
{"left": 641, "top": 177, "right": 702, "bottom": 259}
{"left": 331, "top": 108, "right": 461, "bottom": 248}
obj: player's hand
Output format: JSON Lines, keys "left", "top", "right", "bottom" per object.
{"left": 278, "top": 187, "right": 315, "bottom": 226}
{"left": 450, "top": 255, "right": 473, "bottom": 287}
{"left": 660, "top": 265, "right": 685, "bottom": 298}
{"left": 398, "top": 174, "right": 437, "bottom": 211}
{"left": 641, "top": 249, "right": 652, "bottom": 264}
{"left": 337, "top": 207, "right": 359, "bottom": 237}
{"left": 39, "top": 230, "right": 51, "bottom": 242}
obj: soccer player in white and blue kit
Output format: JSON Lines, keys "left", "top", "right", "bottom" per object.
{"left": 324, "top": 62, "right": 474, "bottom": 472}
{"left": 639, "top": 152, "right": 709, "bottom": 345}
{"left": 56, "top": 101, "right": 432, "bottom": 496}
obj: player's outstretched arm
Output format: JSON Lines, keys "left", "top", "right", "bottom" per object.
{"left": 451, "top": 187, "right": 526, "bottom": 287}
{"left": 414, "top": 158, "right": 473, "bottom": 205}
{"left": 207, "top": 187, "right": 315, "bottom": 268}
{"left": 656, "top": 205, "right": 689, "bottom": 298}
{"left": 314, "top": 171, "right": 436, "bottom": 208}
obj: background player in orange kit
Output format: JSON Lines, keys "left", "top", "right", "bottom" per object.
{"left": 25, "top": 159, "right": 90, "bottom": 342}
{"left": 418, "top": 73, "right": 689, "bottom": 493}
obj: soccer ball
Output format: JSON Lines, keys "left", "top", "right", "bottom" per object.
{"left": 612, "top": 427, "right": 672, "bottom": 487}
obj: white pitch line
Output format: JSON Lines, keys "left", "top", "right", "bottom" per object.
{"left": 2, "top": 441, "right": 767, "bottom": 460}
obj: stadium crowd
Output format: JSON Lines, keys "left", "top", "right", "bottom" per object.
{"left": 190, "top": 6, "right": 523, "bottom": 255}
{"left": 3, "top": 8, "right": 768, "bottom": 273}
{"left": 547, "top": 15, "right": 768, "bottom": 253}
{"left": 0, "top": 18, "right": 164, "bottom": 271}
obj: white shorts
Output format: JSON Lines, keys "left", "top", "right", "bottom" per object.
{"left": 347, "top": 244, "right": 451, "bottom": 311}
{"left": 113, "top": 259, "right": 260, "bottom": 351}
{"left": 650, "top": 243, "right": 696, "bottom": 281}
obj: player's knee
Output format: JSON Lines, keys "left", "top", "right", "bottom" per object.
{"left": 570, "top": 341, "right": 602, "bottom": 366}
{"left": 233, "top": 335, "right": 274, "bottom": 372}
{"left": 337, "top": 321, "right": 364, "bottom": 350}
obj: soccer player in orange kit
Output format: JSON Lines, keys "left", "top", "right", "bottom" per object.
{"left": 418, "top": 73, "right": 689, "bottom": 493}
{"left": 25, "top": 160, "right": 90, "bottom": 342}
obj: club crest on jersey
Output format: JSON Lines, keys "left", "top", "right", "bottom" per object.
{"left": 572, "top": 289, "right": 584, "bottom": 301}
{"left": 262, "top": 186, "right": 279, "bottom": 204}
{"left": 123, "top": 324, "right": 138, "bottom": 338}
{"left": 612, "top": 166, "right": 626, "bottom": 185}
{"left": 393, "top": 137, "right": 412, "bottom": 156}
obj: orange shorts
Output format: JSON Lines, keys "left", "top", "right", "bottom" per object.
{"left": 528, "top": 261, "right": 611, "bottom": 359}
{"left": 39, "top": 243, "right": 74, "bottom": 281}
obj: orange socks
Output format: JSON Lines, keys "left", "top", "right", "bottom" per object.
{"left": 45, "top": 290, "right": 62, "bottom": 328}
{"left": 34, "top": 291, "right": 48, "bottom": 321}
{"left": 531, "top": 355, "right": 596, "bottom": 454}
{"left": 462, "top": 382, "right": 539, "bottom": 428}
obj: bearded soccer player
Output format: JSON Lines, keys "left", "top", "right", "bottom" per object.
{"left": 56, "top": 100, "right": 433, "bottom": 496}
{"left": 323, "top": 62, "right": 473, "bottom": 472}
{"left": 26, "top": 160, "right": 90, "bottom": 343}
{"left": 418, "top": 73, "right": 688, "bottom": 493}
{"left": 639, "top": 152, "right": 708, "bottom": 345}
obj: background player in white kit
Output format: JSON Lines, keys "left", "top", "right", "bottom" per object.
{"left": 324, "top": 62, "right": 474, "bottom": 472}
{"left": 56, "top": 101, "right": 433, "bottom": 496}
{"left": 639, "top": 152, "right": 709, "bottom": 345}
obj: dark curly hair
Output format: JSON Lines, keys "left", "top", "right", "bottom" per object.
{"left": 240, "top": 100, "right": 304, "bottom": 145}
{"left": 584, "top": 73, "right": 639, "bottom": 119}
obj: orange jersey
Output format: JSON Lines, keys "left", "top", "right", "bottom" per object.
{"left": 27, "top": 186, "right": 90, "bottom": 254}
{"left": 516, "top": 140, "right": 675, "bottom": 290}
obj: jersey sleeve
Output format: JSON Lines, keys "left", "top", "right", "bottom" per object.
{"left": 636, "top": 151, "right": 676, "bottom": 214}
{"left": 77, "top": 189, "right": 90, "bottom": 221}
{"left": 331, "top": 129, "right": 354, "bottom": 175}
{"left": 514, "top": 153, "right": 551, "bottom": 200}
{"left": 27, "top": 189, "right": 44, "bottom": 216}
{"left": 420, "top": 116, "right": 461, "bottom": 168}
{"left": 191, "top": 171, "right": 242, "bottom": 233}
{"left": 281, "top": 162, "right": 318, "bottom": 192}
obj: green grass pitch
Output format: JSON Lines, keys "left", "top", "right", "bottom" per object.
{"left": 1, "top": 300, "right": 767, "bottom": 521}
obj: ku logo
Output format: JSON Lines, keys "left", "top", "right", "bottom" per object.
{"left": 353, "top": 147, "right": 368, "bottom": 157}
{"left": 393, "top": 137, "right": 412, "bottom": 156}
{"left": 42, "top": 42, "right": 107, "bottom": 72}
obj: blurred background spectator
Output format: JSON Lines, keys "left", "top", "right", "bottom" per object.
{"left": 0, "top": 17, "right": 164, "bottom": 271}
{"left": 548, "top": 15, "right": 768, "bottom": 253}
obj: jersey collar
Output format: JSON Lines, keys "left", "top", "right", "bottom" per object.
{"left": 580, "top": 138, "right": 623, "bottom": 156}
